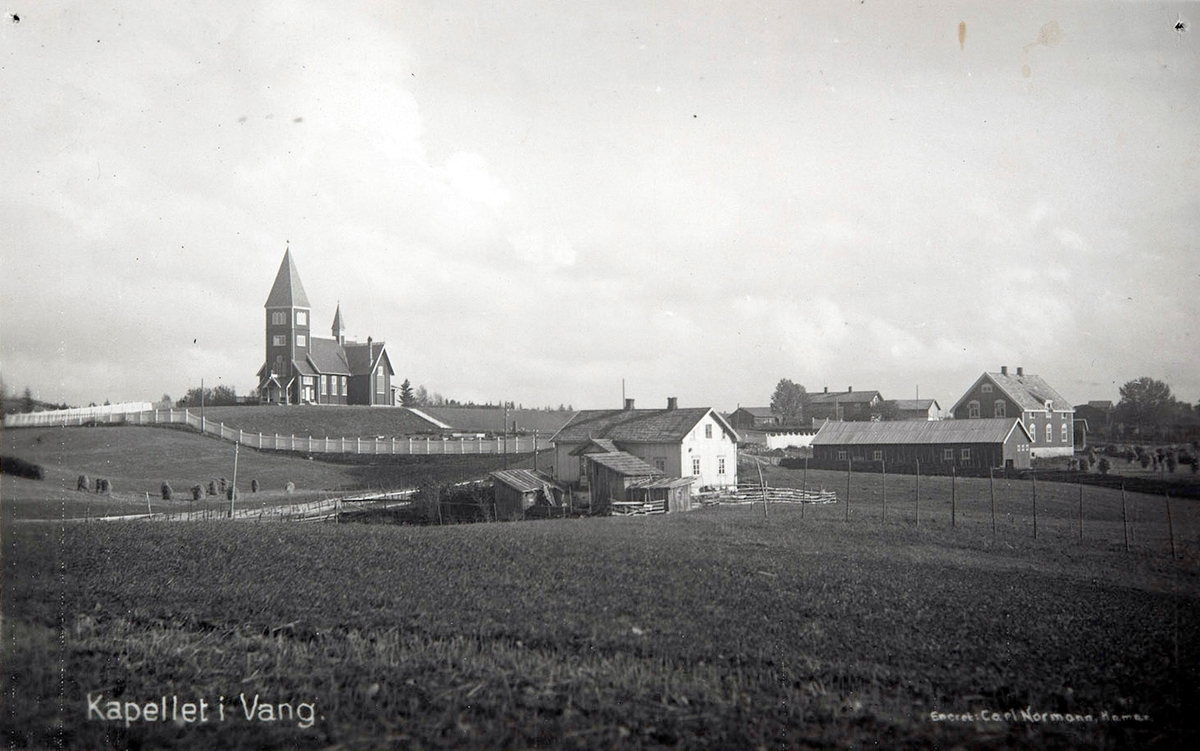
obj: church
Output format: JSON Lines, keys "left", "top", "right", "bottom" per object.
{"left": 256, "top": 249, "right": 395, "bottom": 406}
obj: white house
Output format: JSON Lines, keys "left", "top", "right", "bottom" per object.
{"left": 549, "top": 398, "right": 740, "bottom": 491}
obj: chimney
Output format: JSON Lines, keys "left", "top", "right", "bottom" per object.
{"left": 367, "top": 336, "right": 373, "bottom": 348}
{"left": 1001, "top": 366, "right": 1008, "bottom": 376}
{"left": 624, "top": 398, "right": 635, "bottom": 410}
{"left": 847, "top": 386, "right": 853, "bottom": 393}
{"left": 823, "top": 386, "right": 829, "bottom": 394}
{"left": 667, "top": 397, "right": 678, "bottom": 410}
{"left": 1016, "top": 366, "right": 1024, "bottom": 377}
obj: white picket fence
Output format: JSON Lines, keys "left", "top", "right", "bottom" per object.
{"left": 3, "top": 407, "right": 550, "bottom": 455}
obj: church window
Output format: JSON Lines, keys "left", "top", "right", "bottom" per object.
{"left": 296, "top": 310, "right": 307, "bottom": 326}
{"left": 271, "top": 311, "right": 286, "bottom": 325}
{"left": 296, "top": 334, "right": 306, "bottom": 347}
{"left": 272, "top": 335, "right": 285, "bottom": 346}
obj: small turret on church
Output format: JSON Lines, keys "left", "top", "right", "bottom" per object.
{"left": 331, "top": 303, "right": 345, "bottom": 345}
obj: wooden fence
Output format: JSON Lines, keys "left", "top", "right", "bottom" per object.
{"left": 3, "top": 407, "right": 551, "bottom": 455}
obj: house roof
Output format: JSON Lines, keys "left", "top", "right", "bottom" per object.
{"left": 951, "top": 371, "right": 1073, "bottom": 414}
{"left": 491, "top": 469, "right": 561, "bottom": 494}
{"left": 811, "top": 418, "right": 1030, "bottom": 446}
{"left": 551, "top": 407, "right": 739, "bottom": 445}
{"left": 307, "top": 337, "right": 351, "bottom": 375}
{"left": 810, "top": 390, "right": 882, "bottom": 405}
{"left": 586, "top": 451, "right": 662, "bottom": 477}
{"left": 893, "top": 399, "right": 940, "bottom": 411}
{"left": 629, "top": 476, "right": 696, "bottom": 489}
{"left": 568, "top": 438, "right": 621, "bottom": 456}
{"left": 1085, "top": 400, "right": 1114, "bottom": 411}
{"left": 264, "top": 249, "right": 311, "bottom": 309}
{"left": 734, "top": 407, "right": 776, "bottom": 418}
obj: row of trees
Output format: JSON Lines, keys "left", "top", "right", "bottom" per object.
{"left": 395, "top": 379, "right": 573, "bottom": 411}
{"left": 1109, "top": 376, "right": 1200, "bottom": 440}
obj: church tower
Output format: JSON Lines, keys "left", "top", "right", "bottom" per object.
{"left": 263, "top": 248, "right": 311, "bottom": 402}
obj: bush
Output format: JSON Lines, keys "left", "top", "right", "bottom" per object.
{"left": 96, "top": 478, "right": 111, "bottom": 495}
{"left": 226, "top": 487, "right": 238, "bottom": 501}
{"left": 1078, "top": 457, "right": 1090, "bottom": 472}
{"left": 161, "top": 482, "right": 173, "bottom": 501}
{"left": 207, "top": 480, "right": 217, "bottom": 496}
{"left": 77, "top": 474, "right": 90, "bottom": 492}
{"left": 191, "top": 484, "right": 204, "bottom": 501}
{"left": 1140, "top": 454, "right": 1151, "bottom": 469}
{"left": 1097, "top": 457, "right": 1111, "bottom": 475}
{"left": 251, "top": 479, "right": 259, "bottom": 493}
{"left": 1166, "top": 454, "right": 1177, "bottom": 473}
{"left": 219, "top": 478, "right": 227, "bottom": 493}
{"left": 1, "top": 456, "right": 45, "bottom": 480}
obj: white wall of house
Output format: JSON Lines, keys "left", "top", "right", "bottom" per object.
{"left": 764, "top": 431, "right": 816, "bottom": 450}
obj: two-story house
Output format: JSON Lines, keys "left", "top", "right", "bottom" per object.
{"left": 950, "top": 366, "right": 1074, "bottom": 458}
{"left": 549, "top": 398, "right": 740, "bottom": 491}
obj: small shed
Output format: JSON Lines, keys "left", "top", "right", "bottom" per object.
{"left": 728, "top": 407, "right": 781, "bottom": 431}
{"left": 584, "top": 451, "right": 693, "bottom": 514}
{"left": 490, "top": 469, "right": 564, "bottom": 521}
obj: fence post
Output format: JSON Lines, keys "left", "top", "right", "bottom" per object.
{"left": 1031, "top": 475, "right": 1037, "bottom": 540}
{"left": 1078, "top": 484, "right": 1084, "bottom": 542}
{"left": 1121, "top": 483, "right": 1129, "bottom": 553}
{"left": 881, "top": 459, "right": 887, "bottom": 522}
{"left": 989, "top": 467, "right": 996, "bottom": 535}
{"left": 915, "top": 459, "right": 920, "bottom": 526}
{"left": 951, "top": 466, "right": 957, "bottom": 528}
{"left": 845, "top": 457, "right": 852, "bottom": 521}
{"left": 1166, "top": 493, "right": 1176, "bottom": 560}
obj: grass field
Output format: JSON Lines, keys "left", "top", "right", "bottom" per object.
{"left": 3, "top": 502, "right": 1198, "bottom": 749}
{"left": 1, "top": 426, "right": 548, "bottom": 521}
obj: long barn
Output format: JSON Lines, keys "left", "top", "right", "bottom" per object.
{"left": 810, "top": 418, "right": 1032, "bottom": 471}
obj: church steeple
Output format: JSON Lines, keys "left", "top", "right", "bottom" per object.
{"left": 331, "top": 302, "right": 345, "bottom": 345}
{"left": 264, "top": 247, "right": 311, "bottom": 309}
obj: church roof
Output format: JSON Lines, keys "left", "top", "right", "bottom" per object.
{"left": 331, "top": 303, "right": 345, "bottom": 336}
{"left": 264, "top": 249, "right": 311, "bottom": 309}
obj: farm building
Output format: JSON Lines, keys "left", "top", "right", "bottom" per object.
{"left": 807, "top": 387, "right": 885, "bottom": 422}
{"left": 891, "top": 399, "right": 941, "bottom": 421}
{"left": 582, "top": 450, "right": 695, "bottom": 514}
{"left": 810, "top": 417, "right": 1032, "bottom": 471}
{"left": 256, "top": 249, "right": 395, "bottom": 407}
{"left": 549, "top": 398, "right": 739, "bottom": 490}
{"left": 728, "top": 407, "right": 782, "bottom": 431}
{"left": 950, "top": 366, "right": 1074, "bottom": 458}
{"left": 489, "top": 469, "right": 565, "bottom": 521}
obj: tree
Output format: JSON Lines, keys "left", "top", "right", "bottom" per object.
{"left": 22, "top": 387, "right": 34, "bottom": 413}
{"left": 399, "top": 379, "right": 415, "bottom": 407}
{"left": 413, "top": 385, "right": 429, "bottom": 407}
{"left": 874, "top": 400, "right": 900, "bottom": 421}
{"left": 1113, "top": 377, "right": 1176, "bottom": 437}
{"left": 770, "top": 379, "right": 810, "bottom": 426}
{"left": 177, "top": 384, "right": 239, "bottom": 408}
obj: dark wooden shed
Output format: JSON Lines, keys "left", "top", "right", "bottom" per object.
{"left": 810, "top": 417, "right": 1032, "bottom": 471}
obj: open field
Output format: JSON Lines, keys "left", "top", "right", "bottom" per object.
{"left": 1, "top": 426, "right": 548, "bottom": 521}
{"left": 176, "top": 405, "right": 451, "bottom": 437}
{"left": 3, "top": 505, "right": 1198, "bottom": 750}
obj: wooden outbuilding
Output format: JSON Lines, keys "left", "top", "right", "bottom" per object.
{"left": 810, "top": 417, "right": 1032, "bottom": 471}
{"left": 490, "top": 469, "right": 564, "bottom": 521}
{"left": 584, "top": 450, "right": 694, "bottom": 514}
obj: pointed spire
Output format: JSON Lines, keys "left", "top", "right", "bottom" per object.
{"left": 264, "top": 248, "right": 311, "bottom": 309}
{"left": 331, "top": 302, "right": 345, "bottom": 342}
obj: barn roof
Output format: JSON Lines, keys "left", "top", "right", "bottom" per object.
{"left": 893, "top": 399, "right": 940, "bottom": 411}
{"left": 586, "top": 451, "right": 662, "bottom": 477}
{"left": 491, "top": 469, "right": 561, "bottom": 493}
{"left": 551, "top": 407, "right": 738, "bottom": 444}
{"left": 951, "top": 371, "right": 1073, "bottom": 414}
{"left": 811, "top": 418, "right": 1030, "bottom": 446}
{"left": 264, "top": 249, "right": 311, "bottom": 309}
{"left": 734, "top": 407, "right": 776, "bottom": 418}
{"left": 810, "top": 390, "right": 882, "bottom": 405}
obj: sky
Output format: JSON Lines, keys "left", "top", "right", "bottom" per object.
{"left": 1, "top": 1, "right": 1197, "bottom": 413}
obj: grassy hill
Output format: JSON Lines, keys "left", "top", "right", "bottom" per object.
{"left": 1, "top": 425, "right": 547, "bottom": 520}
{"left": 4, "top": 505, "right": 1197, "bottom": 749}
{"left": 190, "top": 405, "right": 447, "bottom": 437}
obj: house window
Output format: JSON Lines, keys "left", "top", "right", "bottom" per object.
{"left": 654, "top": 458, "right": 666, "bottom": 471}
{"left": 961, "top": 448, "right": 971, "bottom": 460}
{"left": 1046, "top": 423, "right": 1053, "bottom": 443}
{"left": 873, "top": 450, "right": 883, "bottom": 461}
{"left": 376, "top": 372, "right": 385, "bottom": 394}
{"left": 272, "top": 335, "right": 286, "bottom": 346}
{"left": 705, "top": 424, "right": 713, "bottom": 439}
{"left": 994, "top": 400, "right": 1006, "bottom": 418}
{"left": 296, "top": 310, "right": 307, "bottom": 325}
{"left": 271, "top": 311, "right": 286, "bottom": 325}
{"left": 692, "top": 458, "right": 701, "bottom": 475}
{"left": 1061, "top": 423, "right": 1068, "bottom": 443}
{"left": 320, "top": 375, "right": 327, "bottom": 396}
{"left": 968, "top": 401, "right": 980, "bottom": 419}
{"left": 943, "top": 448, "right": 954, "bottom": 461}
{"left": 718, "top": 457, "right": 726, "bottom": 475}
{"left": 837, "top": 450, "right": 847, "bottom": 461}
{"left": 296, "top": 334, "right": 306, "bottom": 347}
{"left": 341, "top": 376, "right": 347, "bottom": 395}
{"left": 1029, "top": 423, "right": 1036, "bottom": 442}
{"left": 981, "top": 383, "right": 993, "bottom": 394}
